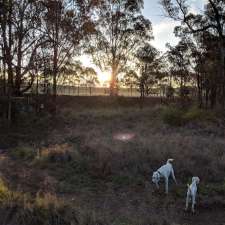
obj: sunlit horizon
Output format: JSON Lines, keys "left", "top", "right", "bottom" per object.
{"left": 80, "top": 55, "right": 111, "bottom": 87}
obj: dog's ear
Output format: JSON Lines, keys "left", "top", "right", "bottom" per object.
{"left": 167, "top": 159, "right": 174, "bottom": 163}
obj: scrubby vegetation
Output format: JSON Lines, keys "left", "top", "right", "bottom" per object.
{"left": 162, "top": 106, "right": 216, "bottom": 126}
{"left": 0, "top": 177, "right": 78, "bottom": 225}
{"left": 0, "top": 97, "right": 225, "bottom": 225}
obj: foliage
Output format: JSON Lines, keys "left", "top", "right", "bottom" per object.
{"left": 166, "top": 39, "right": 193, "bottom": 88}
{"left": 183, "top": 107, "right": 215, "bottom": 123}
{"left": 9, "top": 145, "right": 36, "bottom": 161}
{"left": 135, "top": 43, "right": 163, "bottom": 98}
{"left": 162, "top": 106, "right": 216, "bottom": 126}
{"left": 161, "top": 0, "right": 225, "bottom": 108}
{"left": 166, "top": 86, "right": 175, "bottom": 98}
{"left": 87, "top": 0, "right": 153, "bottom": 95}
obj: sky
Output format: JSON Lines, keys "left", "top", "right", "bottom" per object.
{"left": 142, "top": 0, "right": 206, "bottom": 52}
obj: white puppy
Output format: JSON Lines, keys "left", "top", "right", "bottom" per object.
{"left": 185, "top": 176, "right": 200, "bottom": 213}
{"left": 152, "top": 159, "right": 177, "bottom": 194}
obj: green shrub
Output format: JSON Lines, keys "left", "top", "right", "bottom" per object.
{"left": 9, "top": 145, "right": 36, "bottom": 161}
{"left": 183, "top": 107, "right": 215, "bottom": 122}
{"left": 162, "top": 106, "right": 216, "bottom": 126}
{"left": 162, "top": 107, "right": 185, "bottom": 126}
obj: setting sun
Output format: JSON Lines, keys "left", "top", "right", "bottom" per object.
{"left": 97, "top": 71, "right": 111, "bottom": 84}
{"left": 80, "top": 55, "right": 111, "bottom": 86}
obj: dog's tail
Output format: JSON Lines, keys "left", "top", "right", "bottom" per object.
{"left": 167, "top": 158, "right": 174, "bottom": 163}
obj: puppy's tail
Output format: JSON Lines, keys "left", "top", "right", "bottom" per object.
{"left": 167, "top": 158, "right": 174, "bottom": 163}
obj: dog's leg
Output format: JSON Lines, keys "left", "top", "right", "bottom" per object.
{"left": 156, "top": 182, "right": 159, "bottom": 189}
{"left": 165, "top": 177, "right": 169, "bottom": 194}
{"left": 185, "top": 194, "right": 189, "bottom": 211}
{"left": 191, "top": 195, "right": 196, "bottom": 213}
{"left": 171, "top": 168, "right": 177, "bottom": 184}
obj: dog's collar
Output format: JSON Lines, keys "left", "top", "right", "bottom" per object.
{"left": 156, "top": 170, "right": 162, "bottom": 176}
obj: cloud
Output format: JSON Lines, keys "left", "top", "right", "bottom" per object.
{"left": 151, "top": 19, "right": 180, "bottom": 52}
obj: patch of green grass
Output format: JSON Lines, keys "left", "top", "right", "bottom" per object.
{"left": 183, "top": 107, "right": 215, "bottom": 122}
{"left": 162, "top": 106, "right": 216, "bottom": 126}
{"left": 9, "top": 145, "right": 36, "bottom": 161}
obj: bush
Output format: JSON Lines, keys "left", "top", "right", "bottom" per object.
{"left": 162, "top": 107, "right": 185, "bottom": 126}
{"left": 9, "top": 145, "right": 36, "bottom": 161}
{"left": 162, "top": 106, "right": 216, "bottom": 126}
{"left": 183, "top": 107, "right": 215, "bottom": 123}
{"left": 41, "top": 144, "right": 73, "bottom": 163}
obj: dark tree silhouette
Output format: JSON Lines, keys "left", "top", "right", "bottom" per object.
{"left": 161, "top": 0, "right": 225, "bottom": 107}
{"left": 87, "top": 0, "right": 152, "bottom": 96}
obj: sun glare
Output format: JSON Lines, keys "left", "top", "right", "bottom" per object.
{"left": 98, "top": 71, "right": 111, "bottom": 84}
{"left": 80, "top": 55, "right": 111, "bottom": 86}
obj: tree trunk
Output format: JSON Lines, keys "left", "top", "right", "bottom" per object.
{"left": 219, "top": 40, "right": 225, "bottom": 107}
{"left": 3, "top": 0, "right": 14, "bottom": 124}
{"left": 52, "top": 41, "right": 58, "bottom": 111}
{"left": 197, "top": 73, "right": 203, "bottom": 108}
{"left": 110, "top": 64, "right": 118, "bottom": 96}
{"left": 52, "top": 2, "right": 60, "bottom": 114}
{"left": 14, "top": 27, "right": 23, "bottom": 96}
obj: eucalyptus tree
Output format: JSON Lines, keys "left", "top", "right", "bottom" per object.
{"left": 190, "top": 32, "right": 221, "bottom": 108}
{"left": 0, "top": 0, "right": 47, "bottom": 122}
{"left": 166, "top": 39, "right": 192, "bottom": 90}
{"left": 121, "top": 70, "right": 139, "bottom": 96}
{"left": 136, "top": 43, "right": 163, "bottom": 99}
{"left": 82, "top": 67, "right": 99, "bottom": 95}
{"left": 88, "top": 0, "right": 153, "bottom": 96}
{"left": 0, "top": 0, "right": 47, "bottom": 96}
{"left": 41, "top": 0, "right": 99, "bottom": 110}
{"left": 161, "top": 0, "right": 225, "bottom": 107}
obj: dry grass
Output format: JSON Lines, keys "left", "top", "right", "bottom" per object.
{"left": 0, "top": 97, "right": 225, "bottom": 225}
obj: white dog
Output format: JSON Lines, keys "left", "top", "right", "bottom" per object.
{"left": 185, "top": 176, "right": 200, "bottom": 213}
{"left": 152, "top": 159, "right": 177, "bottom": 194}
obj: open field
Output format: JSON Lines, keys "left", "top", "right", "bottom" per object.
{"left": 0, "top": 96, "right": 225, "bottom": 225}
